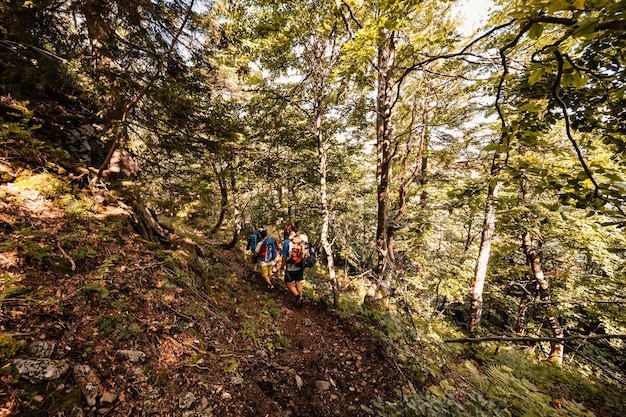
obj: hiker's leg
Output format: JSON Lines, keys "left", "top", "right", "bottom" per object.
{"left": 261, "top": 264, "right": 272, "bottom": 285}
{"left": 285, "top": 282, "right": 298, "bottom": 296}
{"left": 284, "top": 271, "right": 299, "bottom": 296}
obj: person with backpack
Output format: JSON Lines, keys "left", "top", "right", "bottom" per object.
{"left": 254, "top": 229, "right": 278, "bottom": 289}
{"left": 283, "top": 233, "right": 308, "bottom": 307}
{"left": 246, "top": 228, "right": 263, "bottom": 275}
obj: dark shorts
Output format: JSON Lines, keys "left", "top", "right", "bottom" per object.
{"left": 284, "top": 267, "right": 304, "bottom": 283}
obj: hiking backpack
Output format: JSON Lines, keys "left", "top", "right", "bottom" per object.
{"left": 247, "top": 231, "right": 261, "bottom": 251}
{"left": 290, "top": 240, "right": 316, "bottom": 268}
{"left": 303, "top": 242, "right": 317, "bottom": 268}
{"left": 258, "top": 237, "right": 277, "bottom": 262}
{"left": 290, "top": 241, "right": 304, "bottom": 265}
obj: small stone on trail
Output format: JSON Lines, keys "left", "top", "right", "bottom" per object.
{"left": 315, "top": 380, "right": 331, "bottom": 391}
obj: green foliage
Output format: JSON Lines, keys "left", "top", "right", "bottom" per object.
{"left": 238, "top": 321, "right": 261, "bottom": 348}
{"left": 258, "top": 298, "right": 280, "bottom": 321}
{"left": 79, "top": 282, "right": 111, "bottom": 301}
{"left": 223, "top": 358, "right": 240, "bottom": 374}
{"left": 95, "top": 255, "right": 119, "bottom": 280}
{"left": 0, "top": 335, "right": 26, "bottom": 359}
{"left": 70, "top": 245, "right": 98, "bottom": 261}
{"left": 367, "top": 389, "right": 512, "bottom": 417}
{"left": 94, "top": 311, "right": 142, "bottom": 340}
{"left": 95, "top": 312, "right": 121, "bottom": 336}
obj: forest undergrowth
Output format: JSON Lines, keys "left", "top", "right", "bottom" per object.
{"left": 0, "top": 137, "right": 624, "bottom": 417}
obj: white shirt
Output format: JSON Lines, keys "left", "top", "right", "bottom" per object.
{"left": 255, "top": 239, "right": 275, "bottom": 266}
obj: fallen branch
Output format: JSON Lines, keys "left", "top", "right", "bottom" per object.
{"left": 57, "top": 242, "right": 76, "bottom": 271}
{"left": 444, "top": 334, "right": 626, "bottom": 343}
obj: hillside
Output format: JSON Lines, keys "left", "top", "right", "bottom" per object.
{"left": 0, "top": 140, "right": 409, "bottom": 415}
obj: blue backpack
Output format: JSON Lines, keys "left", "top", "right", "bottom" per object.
{"left": 247, "top": 231, "right": 261, "bottom": 251}
{"left": 259, "top": 237, "right": 277, "bottom": 262}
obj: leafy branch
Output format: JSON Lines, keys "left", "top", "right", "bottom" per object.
{"left": 444, "top": 334, "right": 626, "bottom": 343}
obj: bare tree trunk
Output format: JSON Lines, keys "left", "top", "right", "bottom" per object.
{"left": 520, "top": 180, "right": 564, "bottom": 364}
{"left": 224, "top": 171, "right": 241, "bottom": 249}
{"left": 515, "top": 293, "right": 531, "bottom": 334}
{"left": 211, "top": 162, "right": 228, "bottom": 235}
{"left": 315, "top": 103, "right": 339, "bottom": 308}
{"left": 305, "top": 31, "right": 340, "bottom": 308}
{"left": 387, "top": 94, "right": 429, "bottom": 267}
{"left": 374, "top": 33, "right": 396, "bottom": 286}
{"left": 469, "top": 177, "right": 499, "bottom": 335}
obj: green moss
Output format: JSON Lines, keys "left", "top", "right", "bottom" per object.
{"left": 49, "top": 256, "right": 73, "bottom": 273}
{"left": 57, "top": 389, "right": 83, "bottom": 412}
{"left": 0, "top": 335, "right": 26, "bottom": 359}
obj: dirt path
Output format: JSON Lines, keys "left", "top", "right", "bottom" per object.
{"left": 224, "top": 273, "right": 407, "bottom": 417}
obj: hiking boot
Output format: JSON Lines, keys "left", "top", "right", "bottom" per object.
{"left": 296, "top": 296, "right": 304, "bottom": 307}
{"left": 267, "top": 284, "right": 275, "bottom": 290}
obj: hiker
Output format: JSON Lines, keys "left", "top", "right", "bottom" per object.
{"left": 246, "top": 228, "right": 263, "bottom": 275}
{"left": 254, "top": 229, "right": 278, "bottom": 289}
{"left": 280, "top": 229, "right": 296, "bottom": 269}
{"left": 282, "top": 222, "right": 296, "bottom": 241}
{"left": 283, "top": 233, "right": 308, "bottom": 307}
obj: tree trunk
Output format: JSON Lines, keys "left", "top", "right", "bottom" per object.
{"left": 305, "top": 31, "right": 340, "bottom": 308}
{"left": 515, "top": 293, "right": 531, "bottom": 334}
{"left": 224, "top": 171, "right": 241, "bottom": 249}
{"left": 387, "top": 94, "right": 429, "bottom": 267}
{"left": 520, "top": 178, "right": 564, "bottom": 364}
{"left": 131, "top": 197, "right": 167, "bottom": 243}
{"left": 468, "top": 178, "right": 499, "bottom": 335}
{"left": 315, "top": 102, "right": 339, "bottom": 308}
{"left": 374, "top": 33, "right": 396, "bottom": 286}
{"left": 211, "top": 162, "right": 228, "bottom": 235}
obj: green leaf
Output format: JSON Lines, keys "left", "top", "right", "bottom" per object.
{"left": 427, "top": 385, "right": 446, "bottom": 397}
{"left": 571, "top": 72, "right": 589, "bottom": 87}
{"left": 548, "top": 0, "right": 567, "bottom": 13}
{"left": 528, "top": 67, "right": 545, "bottom": 86}
{"left": 528, "top": 24, "right": 543, "bottom": 40}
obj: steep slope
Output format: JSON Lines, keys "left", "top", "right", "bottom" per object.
{"left": 0, "top": 144, "right": 407, "bottom": 416}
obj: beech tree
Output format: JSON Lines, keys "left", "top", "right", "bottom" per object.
{"left": 468, "top": 0, "right": 626, "bottom": 334}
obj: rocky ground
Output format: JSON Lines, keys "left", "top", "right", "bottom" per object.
{"left": 0, "top": 161, "right": 408, "bottom": 416}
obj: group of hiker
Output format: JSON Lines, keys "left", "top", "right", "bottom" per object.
{"left": 245, "top": 224, "right": 316, "bottom": 307}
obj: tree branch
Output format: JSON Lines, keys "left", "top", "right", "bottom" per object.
{"left": 552, "top": 51, "right": 626, "bottom": 217}
{"left": 444, "top": 334, "right": 626, "bottom": 343}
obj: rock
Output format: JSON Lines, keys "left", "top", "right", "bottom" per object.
{"left": 315, "top": 380, "right": 331, "bottom": 391}
{"left": 179, "top": 392, "right": 196, "bottom": 409}
{"left": 100, "top": 391, "right": 117, "bottom": 404}
{"left": 27, "top": 340, "right": 56, "bottom": 358}
{"left": 231, "top": 376, "right": 244, "bottom": 385}
{"left": 72, "top": 365, "right": 101, "bottom": 407}
{"left": 116, "top": 349, "right": 146, "bottom": 363}
{"left": 13, "top": 358, "right": 69, "bottom": 383}
{"left": 295, "top": 374, "right": 304, "bottom": 390}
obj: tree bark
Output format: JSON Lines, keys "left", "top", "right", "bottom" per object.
{"left": 315, "top": 101, "right": 339, "bottom": 308}
{"left": 374, "top": 32, "right": 396, "bottom": 286}
{"left": 210, "top": 162, "right": 228, "bottom": 235}
{"left": 387, "top": 94, "right": 429, "bottom": 266}
{"left": 522, "top": 231, "right": 564, "bottom": 364}
{"left": 469, "top": 176, "right": 499, "bottom": 335}
{"left": 224, "top": 170, "right": 241, "bottom": 249}
{"left": 306, "top": 31, "right": 340, "bottom": 308}
{"left": 520, "top": 178, "right": 564, "bottom": 364}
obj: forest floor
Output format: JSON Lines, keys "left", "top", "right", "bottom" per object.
{"left": 0, "top": 159, "right": 409, "bottom": 416}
